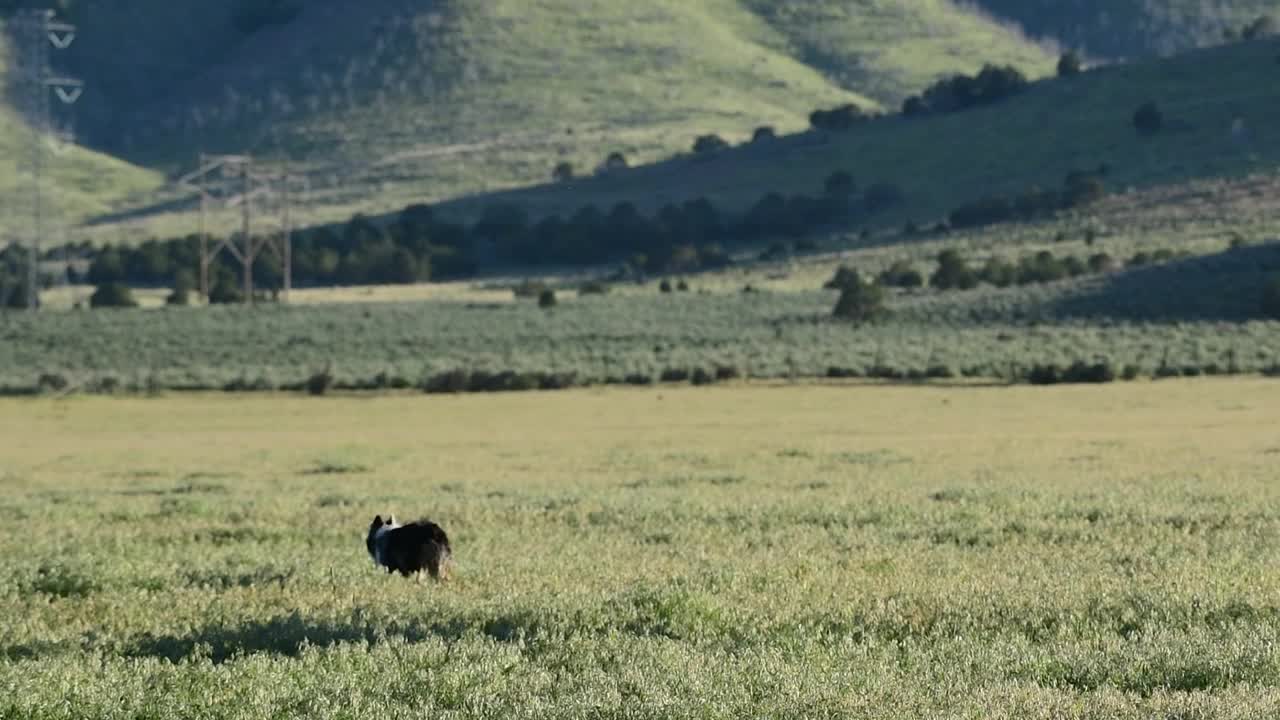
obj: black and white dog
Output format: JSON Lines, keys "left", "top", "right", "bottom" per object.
{"left": 366, "top": 515, "right": 452, "bottom": 581}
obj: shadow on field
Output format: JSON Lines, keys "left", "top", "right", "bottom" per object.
{"left": 121, "top": 609, "right": 543, "bottom": 664}
{"left": 1053, "top": 242, "right": 1280, "bottom": 321}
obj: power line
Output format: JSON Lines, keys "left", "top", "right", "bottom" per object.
{"left": 13, "top": 9, "right": 81, "bottom": 312}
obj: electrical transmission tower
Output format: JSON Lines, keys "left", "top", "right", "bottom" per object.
{"left": 12, "top": 9, "right": 82, "bottom": 311}
{"left": 177, "top": 154, "right": 306, "bottom": 304}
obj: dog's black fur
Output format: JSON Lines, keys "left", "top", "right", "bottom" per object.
{"left": 366, "top": 515, "right": 452, "bottom": 580}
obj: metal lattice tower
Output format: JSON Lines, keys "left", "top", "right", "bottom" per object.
{"left": 177, "top": 154, "right": 306, "bottom": 304}
{"left": 12, "top": 9, "right": 82, "bottom": 311}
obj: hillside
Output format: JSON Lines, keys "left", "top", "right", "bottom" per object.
{"left": 1, "top": 0, "right": 1055, "bottom": 232}
{"left": 975, "top": 0, "right": 1276, "bottom": 58}
{"left": 430, "top": 36, "right": 1280, "bottom": 229}
{"left": 0, "top": 28, "right": 162, "bottom": 228}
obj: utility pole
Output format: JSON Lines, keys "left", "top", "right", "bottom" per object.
{"left": 178, "top": 153, "right": 251, "bottom": 301}
{"left": 178, "top": 154, "right": 302, "bottom": 304}
{"left": 241, "top": 158, "right": 254, "bottom": 304}
{"left": 13, "top": 9, "right": 81, "bottom": 311}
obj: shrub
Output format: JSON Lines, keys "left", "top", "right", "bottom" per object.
{"left": 1057, "top": 51, "right": 1083, "bottom": 77}
{"left": 306, "top": 366, "right": 334, "bottom": 396}
{"left": 901, "top": 96, "right": 928, "bottom": 117}
{"left": 1262, "top": 276, "right": 1280, "bottom": 319}
{"left": 660, "top": 368, "right": 690, "bottom": 384}
{"left": 89, "top": 283, "right": 137, "bottom": 309}
{"left": 903, "top": 64, "right": 1028, "bottom": 115}
{"left": 1065, "top": 361, "right": 1116, "bottom": 384}
{"left": 979, "top": 257, "right": 1017, "bottom": 288}
{"left": 1133, "top": 101, "right": 1163, "bottom": 136}
{"left": 714, "top": 365, "right": 741, "bottom": 382}
{"left": 552, "top": 162, "right": 575, "bottom": 183}
{"left": 691, "top": 368, "right": 713, "bottom": 386}
{"left": 931, "top": 250, "right": 979, "bottom": 291}
{"left": 538, "top": 289, "right": 557, "bottom": 308}
{"left": 1062, "top": 171, "right": 1106, "bottom": 207}
{"left": 37, "top": 373, "right": 70, "bottom": 393}
{"left": 824, "top": 266, "right": 859, "bottom": 291}
{"left": 1088, "top": 253, "right": 1117, "bottom": 273}
{"left": 693, "top": 134, "right": 729, "bottom": 155}
{"left": 751, "top": 126, "right": 777, "bottom": 143}
{"left": 1128, "top": 251, "right": 1152, "bottom": 267}
{"left": 1028, "top": 364, "right": 1061, "bottom": 385}
{"left": 1015, "top": 251, "right": 1069, "bottom": 285}
{"left": 659, "top": 279, "right": 673, "bottom": 294}
{"left": 422, "top": 370, "right": 470, "bottom": 394}
{"left": 925, "top": 364, "right": 955, "bottom": 379}
{"left": 600, "top": 152, "right": 628, "bottom": 173}
{"left": 209, "top": 269, "right": 243, "bottom": 305}
{"left": 831, "top": 270, "right": 887, "bottom": 324}
{"left": 810, "top": 104, "right": 868, "bottom": 131}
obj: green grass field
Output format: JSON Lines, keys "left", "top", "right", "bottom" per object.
{"left": 2, "top": 379, "right": 1280, "bottom": 717}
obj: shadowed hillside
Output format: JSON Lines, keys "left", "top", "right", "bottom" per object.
{"left": 975, "top": 0, "right": 1276, "bottom": 58}
{"left": 3, "top": 0, "right": 1055, "bottom": 229}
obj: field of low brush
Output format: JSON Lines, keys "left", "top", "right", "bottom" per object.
{"left": 2, "top": 380, "right": 1279, "bottom": 717}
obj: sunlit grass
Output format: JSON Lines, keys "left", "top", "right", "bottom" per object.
{"left": 1, "top": 380, "right": 1279, "bottom": 716}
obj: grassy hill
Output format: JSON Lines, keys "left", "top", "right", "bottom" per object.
{"left": 0, "top": 1, "right": 1275, "bottom": 239}
{"left": 431, "top": 36, "right": 1280, "bottom": 229}
{"left": 0, "top": 28, "right": 162, "bottom": 228}
{"left": 2, "top": 0, "right": 1055, "bottom": 233}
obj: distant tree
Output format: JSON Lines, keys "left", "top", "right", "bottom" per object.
{"left": 89, "top": 283, "right": 137, "bottom": 309}
{"left": 1057, "top": 51, "right": 1083, "bottom": 77}
{"left": 601, "top": 152, "right": 628, "bottom": 173}
{"left": 904, "top": 64, "right": 1029, "bottom": 115}
{"left": 751, "top": 126, "right": 777, "bottom": 143}
{"left": 1062, "top": 171, "right": 1106, "bottom": 207}
{"left": 208, "top": 267, "right": 244, "bottom": 305}
{"left": 1133, "top": 101, "right": 1163, "bottom": 136}
{"left": 810, "top": 104, "right": 869, "bottom": 132}
{"left": 693, "top": 134, "right": 729, "bottom": 154}
{"left": 538, "top": 288, "right": 557, "bottom": 308}
{"left": 552, "top": 162, "right": 575, "bottom": 183}
{"left": 831, "top": 269, "right": 887, "bottom": 324}
{"left": 1087, "top": 253, "right": 1117, "bottom": 273}
{"left": 930, "top": 249, "right": 979, "bottom": 290}
{"left": 86, "top": 247, "right": 126, "bottom": 285}
{"left": 901, "top": 96, "right": 928, "bottom": 117}
{"left": 1, "top": 274, "right": 31, "bottom": 309}
{"left": 979, "top": 257, "right": 1017, "bottom": 288}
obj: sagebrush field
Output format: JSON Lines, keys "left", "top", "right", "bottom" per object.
{"left": 2, "top": 379, "right": 1279, "bottom": 717}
